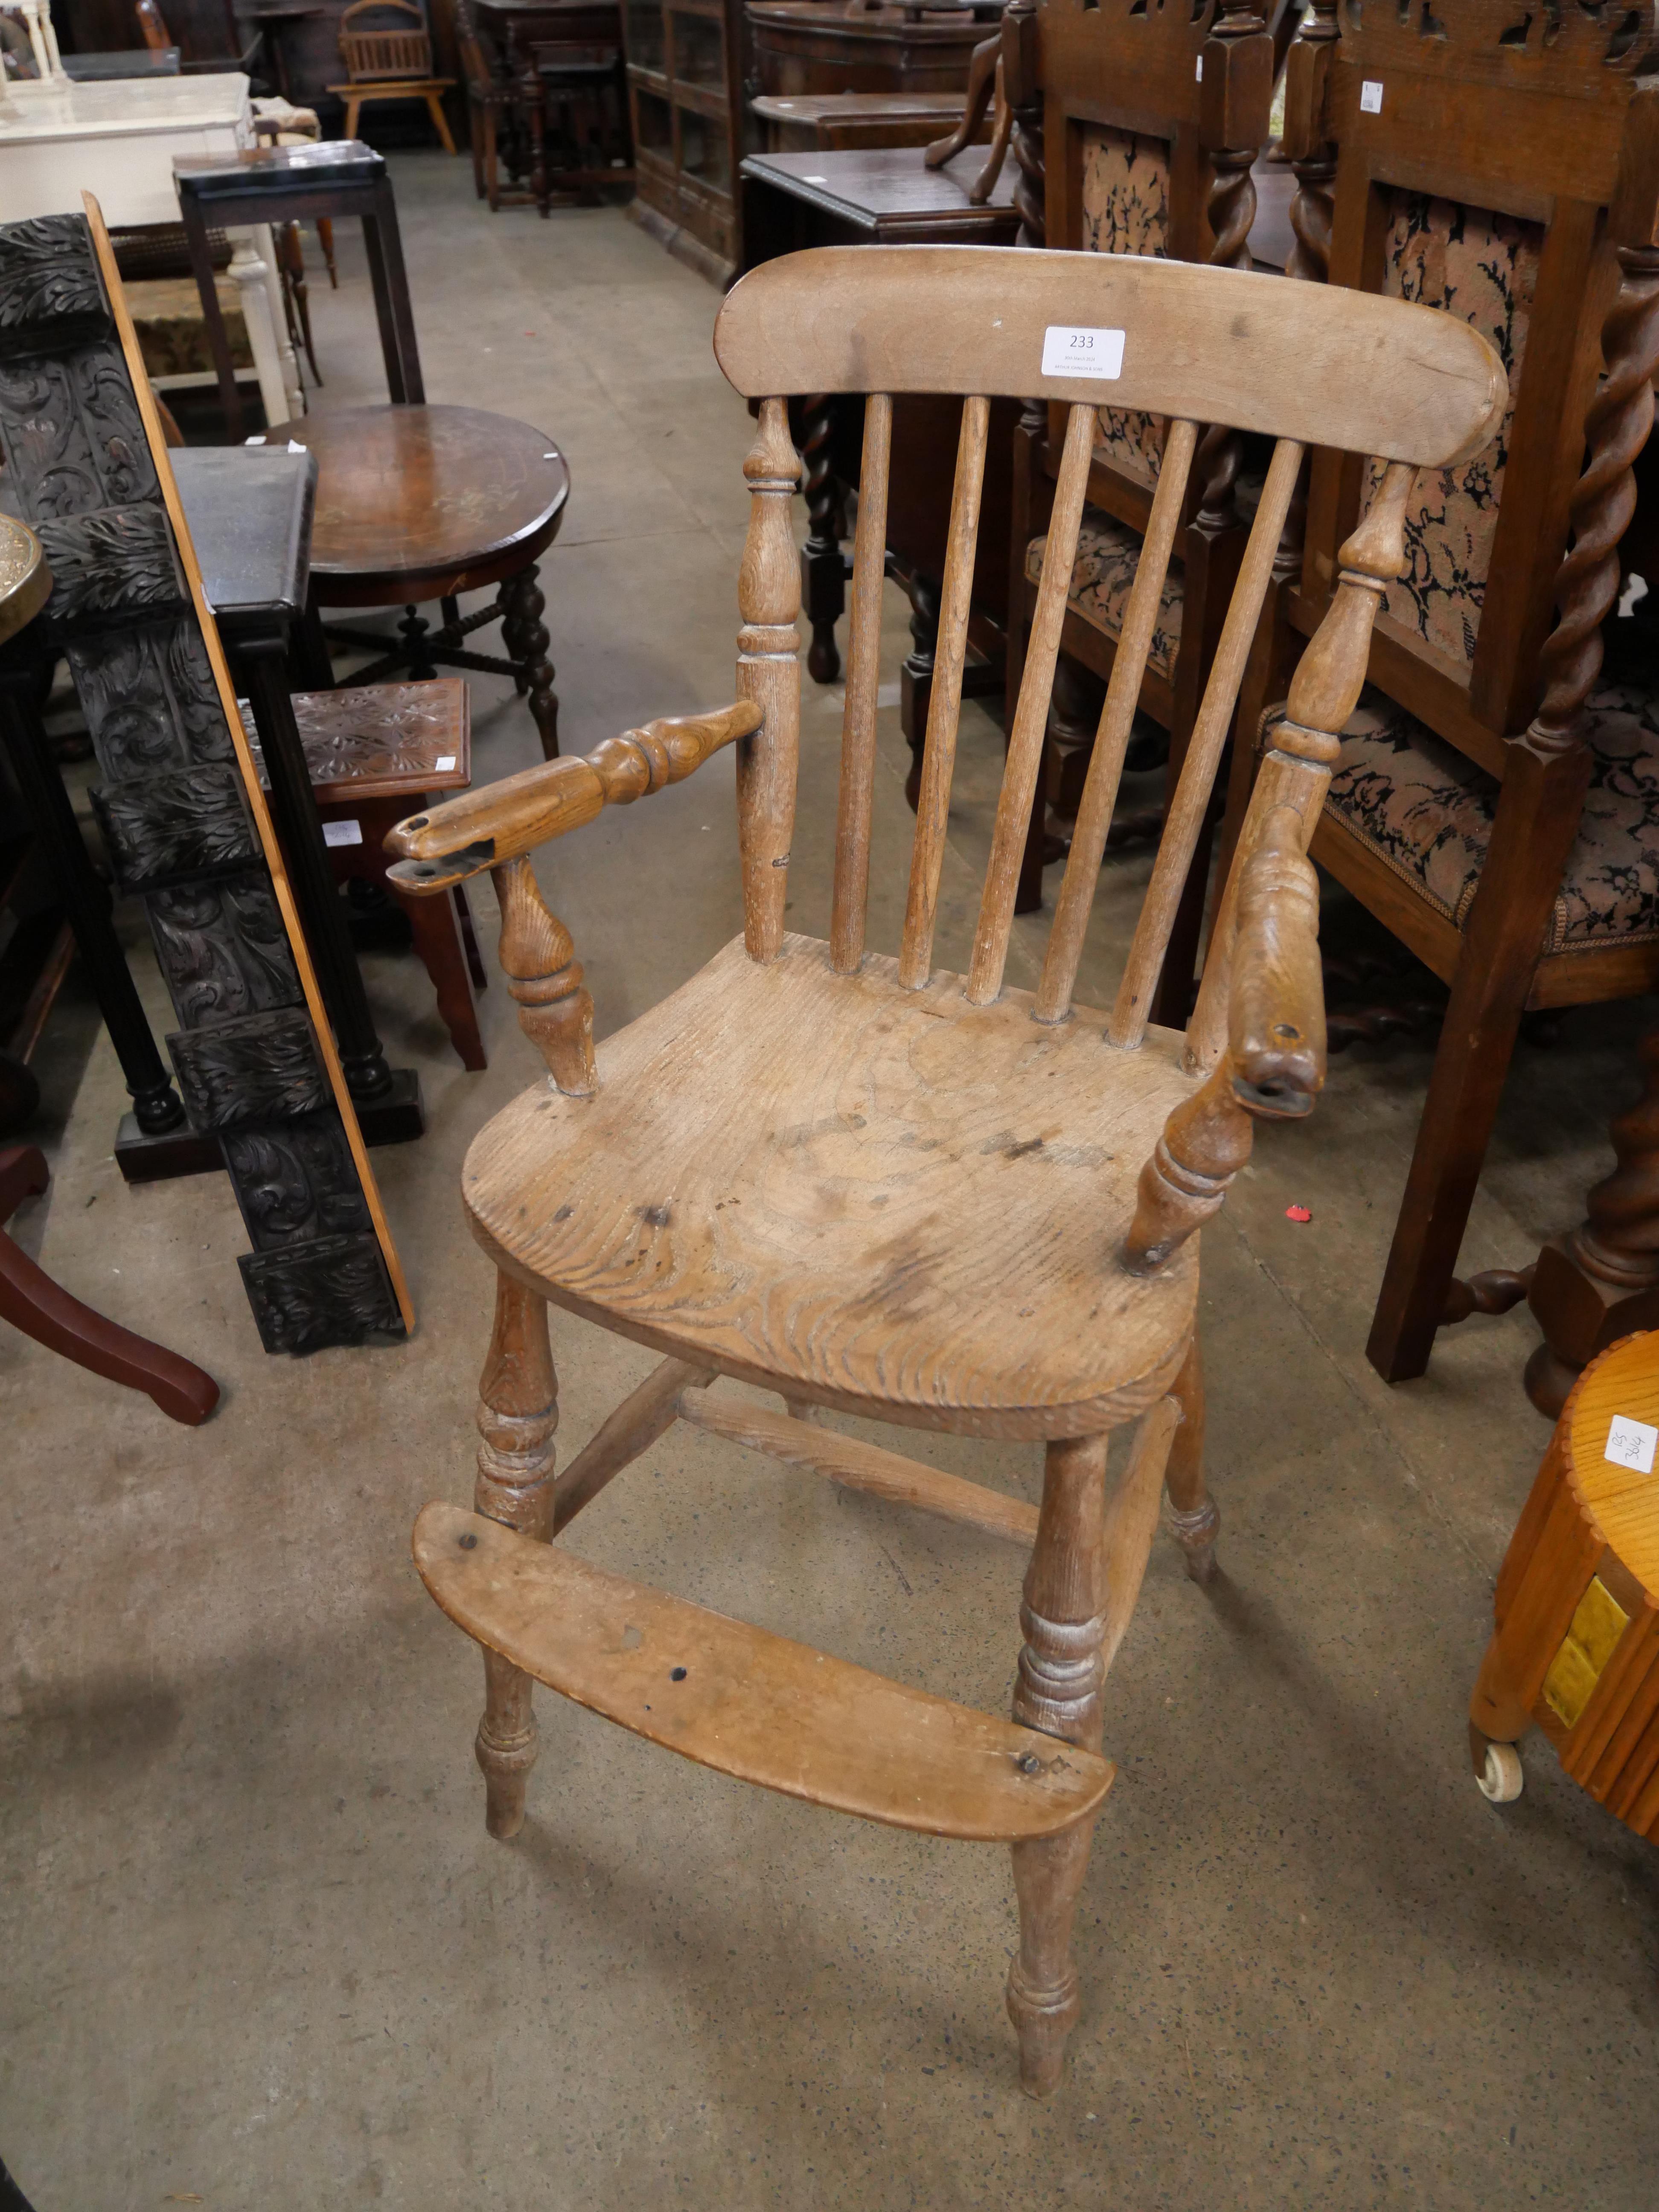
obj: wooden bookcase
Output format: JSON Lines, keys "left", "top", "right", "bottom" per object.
{"left": 621, "top": 0, "right": 751, "bottom": 282}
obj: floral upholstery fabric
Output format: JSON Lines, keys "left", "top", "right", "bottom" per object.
{"left": 1323, "top": 683, "right": 1659, "bottom": 950}
{"left": 1026, "top": 507, "right": 1185, "bottom": 679}
{"left": 1369, "top": 192, "right": 1541, "bottom": 669}
{"left": 1079, "top": 125, "right": 1169, "bottom": 489}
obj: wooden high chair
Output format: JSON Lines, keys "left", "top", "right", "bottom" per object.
{"left": 384, "top": 245, "right": 1503, "bottom": 2096}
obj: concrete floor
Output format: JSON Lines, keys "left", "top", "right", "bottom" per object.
{"left": 4, "top": 154, "right": 1659, "bottom": 2208}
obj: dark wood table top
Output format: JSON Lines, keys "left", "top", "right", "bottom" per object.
{"left": 174, "top": 445, "right": 315, "bottom": 630}
{"left": 262, "top": 406, "right": 571, "bottom": 603}
{"left": 748, "top": 0, "right": 998, "bottom": 44}
{"left": 741, "top": 146, "right": 1016, "bottom": 235}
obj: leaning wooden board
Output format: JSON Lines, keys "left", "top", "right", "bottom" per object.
{"left": 0, "top": 204, "right": 411, "bottom": 1352}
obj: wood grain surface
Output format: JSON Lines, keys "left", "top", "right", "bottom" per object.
{"left": 715, "top": 245, "right": 1508, "bottom": 466}
{"left": 413, "top": 1501, "right": 1114, "bottom": 1840}
{"left": 463, "top": 933, "right": 1200, "bottom": 1438}
{"left": 1566, "top": 1333, "right": 1659, "bottom": 1589}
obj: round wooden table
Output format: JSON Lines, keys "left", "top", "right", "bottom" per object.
{"left": 268, "top": 404, "right": 571, "bottom": 759}
{"left": 1470, "top": 1330, "right": 1659, "bottom": 1827}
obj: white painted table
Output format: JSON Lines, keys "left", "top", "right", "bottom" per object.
{"left": 0, "top": 73, "right": 303, "bottom": 426}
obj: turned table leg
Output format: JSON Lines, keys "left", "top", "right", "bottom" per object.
{"left": 472, "top": 1270, "right": 559, "bottom": 1838}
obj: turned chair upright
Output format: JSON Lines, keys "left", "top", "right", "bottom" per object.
{"left": 383, "top": 244, "right": 1503, "bottom": 2097}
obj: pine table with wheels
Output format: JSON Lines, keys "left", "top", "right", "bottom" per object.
{"left": 383, "top": 243, "right": 1504, "bottom": 2096}
{"left": 1470, "top": 1330, "right": 1659, "bottom": 1829}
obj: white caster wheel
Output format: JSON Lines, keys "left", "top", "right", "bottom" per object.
{"left": 1476, "top": 1741, "right": 1523, "bottom": 1804}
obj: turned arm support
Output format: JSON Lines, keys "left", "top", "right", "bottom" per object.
{"left": 1122, "top": 807, "right": 1324, "bottom": 1277}
{"left": 381, "top": 701, "right": 762, "bottom": 894}
{"left": 379, "top": 702, "right": 758, "bottom": 1098}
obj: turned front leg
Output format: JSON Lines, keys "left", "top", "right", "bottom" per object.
{"left": 1164, "top": 1336, "right": 1219, "bottom": 1584}
{"left": 474, "top": 1270, "right": 559, "bottom": 1839}
{"left": 1007, "top": 1430, "right": 1109, "bottom": 2098}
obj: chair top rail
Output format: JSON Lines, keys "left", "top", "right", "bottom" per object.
{"left": 714, "top": 245, "right": 1506, "bottom": 469}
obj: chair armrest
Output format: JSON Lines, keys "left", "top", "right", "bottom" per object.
{"left": 1225, "top": 804, "right": 1324, "bottom": 1120}
{"left": 383, "top": 701, "right": 762, "bottom": 894}
{"left": 1121, "top": 806, "right": 1323, "bottom": 1276}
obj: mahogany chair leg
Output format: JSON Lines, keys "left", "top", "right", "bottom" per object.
{"left": 392, "top": 874, "right": 486, "bottom": 1070}
{"left": 1006, "top": 1429, "right": 1108, "bottom": 2097}
{"left": 469, "top": 105, "right": 486, "bottom": 200}
{"left": 1364, "top": 742, "right": 1592, "bottom": 1383}
{"left": 1164, "top": 1334, "right": 1218, "bottom": 1583}
{"left": 317, "top": 217, "right": 338, "bottom": 288}
{"left": 472, "top": 1271, "right": 559, "bottom": 1839}
{"left": 0, "top": 1145, "right": 219, "bottom": 1426}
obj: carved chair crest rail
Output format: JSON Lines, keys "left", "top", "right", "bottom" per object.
{"left": 383, "top": 244, "right": 1504, "bottom": 2096}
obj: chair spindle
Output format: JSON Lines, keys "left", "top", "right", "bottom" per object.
{"left": 1108, "top": 434, "right": 1305, "bottom": 1052}
{"left": 831, "top": 393, "right": 894, "bottom": 974}
{"left": 736, "top": 397, "right": 803, "bottom": 965}
{"left": 966, "top": 401, "right": 1097, "bottom": 1008}
{"left": 1034, "top": 418, "right": 1199, "bottom": 1026}
{"left": 1185, "top": 458, "right": 1415, "bottom": 1072}
{"left": 900, "top": 393, "right": 991, "bottom": 989}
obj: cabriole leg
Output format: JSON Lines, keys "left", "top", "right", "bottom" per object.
{"left": 473, "top": 1270, "right": 558, "bottom": 1838}
{"left": 1164, "top": 1335, "right": 1219, "bottom": 1583}
{"left": 1007, "top": 1430, "right": 1108, "bottom": 2097}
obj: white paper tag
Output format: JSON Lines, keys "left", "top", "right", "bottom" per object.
{"left": 1605, "top": 1413, "right": 1658, "bottom": 1474}
{"left": 1359, "top": 79, "right": 1383, "bottom": 113}
{"left": 1194, "top": 55, "right": 1203, "bottom": 80}
{"left": 1042, "top": 325, "right": 1126, "bottom": 381}
{"left": 323, "top": 819, "right": 363, "bottom": 847}
{"left": 435, "top": 754, "right": 457, "bottom": 772}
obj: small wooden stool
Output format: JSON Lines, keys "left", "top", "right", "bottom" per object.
{"left": 244, "top": 678, "right": 488, "bottom": 1070}
{"left": 1470, "top": 1330, "right": 1659, "bottom": 1827}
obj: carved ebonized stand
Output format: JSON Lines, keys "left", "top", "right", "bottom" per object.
{"left": 0, "top": 214, "right": 405, "bottom": 1354}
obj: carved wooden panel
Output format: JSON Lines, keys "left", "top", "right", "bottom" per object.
{"left": 221, "top": 1114, "right": 373, "bottom": 1249}
{"left": 0, "top": 210, "right": 403, "bottom": 1355}
{"left": 147, "top": 869, "right": 298, "bottom": 1027}
{"left": 239, "top": 1232, "right": 403, "bottom": 1356}
{"left": 67, "top": 623, "right": 234, "bottom": 781}
{"left": 1334, "top": 0, "right": 1659, "bottom": 81}
{"left": 0, "top": 217, "right": 112, "bottom": 357}
{"left": 239, "top": 677, "right": 470, "bottom": 802}
{"left": 91, "top": 764, "right": 256, "bottom": 892}
{"left": 168, "top": 1008, "right": 331, "bottom": 1130}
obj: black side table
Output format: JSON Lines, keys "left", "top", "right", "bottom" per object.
{"left": 174, "top": 140, "right": 422, "bottom": 441}
{"left": 179, "top": 446, "right": 424, "bottom": 1148}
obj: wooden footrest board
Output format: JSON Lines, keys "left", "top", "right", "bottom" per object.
{"left": 413, "top": 1503, "right": 1115, "bottom": 1842}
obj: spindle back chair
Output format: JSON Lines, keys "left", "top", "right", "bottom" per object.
{"left": 383, "top": 244, "right": 1504, "bottom": 2097}
{"left": 330, "top": 0, "right": 457, "bottom": 151}
{"left": 1221, "top": 0, "right": 1659, "bottom": 1391}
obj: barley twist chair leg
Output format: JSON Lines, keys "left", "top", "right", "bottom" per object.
{"left": 1164, "top": 1336, "right": 1219, "bottom": 1583}
{"left": 472, "top": 1270, "right": 559, "bottom": 1838}
{"left": 1006, "top": 1430, "right": 1108, "bottom": 2096}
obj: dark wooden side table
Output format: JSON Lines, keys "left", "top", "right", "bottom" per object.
{"left": 747, "top": 0, "right": 997, "bottom": 98}
{"left": 751, "top": 90, "right": 976, "bottom": 154}
{"left": 739, "top": 146, "right": 1018, "bottom": 784}
{"left": 268, "top": 405, "right": 571, "bottom": 760}
{"left": 173, "top": 139, "right": 422, "bottom": 441}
